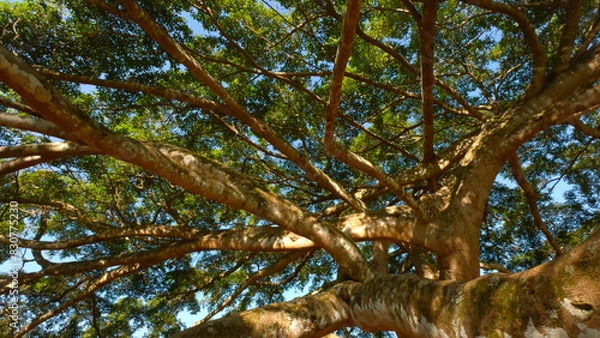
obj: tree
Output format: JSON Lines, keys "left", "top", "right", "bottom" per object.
{"left": 1, "top": 0, "right": 599, "bottom": 336}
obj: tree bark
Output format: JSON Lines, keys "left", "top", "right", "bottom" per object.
{"left": 174, "top": 226, "right": 600, "bottom": 337}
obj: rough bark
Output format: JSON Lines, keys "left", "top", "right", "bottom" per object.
{"left": 2, "top": 1, "right": 600, "bottom": 336}
{"left": 174, "top": 226, "right": 600, "bottom": 337}
{"left": 171, "top": 282, "right": 358, "bottom": 338}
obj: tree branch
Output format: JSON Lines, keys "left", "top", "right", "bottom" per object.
{"left": 508, "top": 154, "right": 563, "bottom": 255}
{"left": 0, "top": 203, "right": 431, "bottom": 262}
{"left": 420, "top": 0, "right": 439, "bottom": 192}
{"left": 104, "top": 0, "right": 365, "bottom": 212}
{"left": 399, "top": 0, "right": 421, "bottom": 23}
{"left": 0, "top": 155, "right": 59, "bottom": 176}
{"left": 350, "top": 226, "right": 600, "bottom": 336}
{"left": 174, "top": 227, "right": 600, "bottom": 337}
{"left": 568, "top": 117, "right": 600, "bottom": 140}
{"left": 0, "top": 112, "right": 79, "bottom": 142}
{"left": 321, "top": 0, "right": 427, "bottom": 217}
{"left": 172, "top": 281, "right": 359, "bottom": 338}
{"left": 191, "top": 2, "right": 324, "bottom": 104}
{"left": 15, "top": 261, "right": 153, "bottom": 338}
{"left": 0, "top": 43, "right": 374, "bottom": 282}
{"left": 195, "top": 251, "right": 311, "bottom": 325}
{"left": 460, "top": 0, "right": 546, "bottom": 99}
{"left": 0, "top": 142, "right": 97, "bottom": 158}
{"left": 0, "top": 95, "right": 38, "bottom": 115}
{"left": 554, "top": 0, "right": 582, "bottom": 75}
{"left": 573, "top": 3, "right": 600, "bottom": 62}
{"left": 36, "top": 68, "right": 223, "bottom": 112}
{"left": 349, "top": 27, "right": 483, "bottom": 120}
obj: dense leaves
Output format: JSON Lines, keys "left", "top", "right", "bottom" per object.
{"left": 1, "top": 0, "right": 600, "bottom": 337}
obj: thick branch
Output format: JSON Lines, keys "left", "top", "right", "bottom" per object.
{"left": 171, "top": 281, "right": 359, "bottom": 338}
{"left": 350, "top": 226, "right": 600, "bottom": 336}
{"left": 173, "top": 227, "right": 600, "bottom": 337}
{"left": 0, "top": 112, "right": 78, "bottom": 142}
{"left": 320, "top": 0, "right": 411, "bottom": 212}
{"left": 1, "top": 204, "right": 429, "bottom": 260}
{"left": 0, "top": 155, "right": 62, "bottom": 176}
{"left": 420, "top": 0, "right": 438, "bottom": 165}
{"left": 437, "top": 47, "right": 600, "bottom": 281}
{"left": 0, "top": 142, "right": 97, "bottom": 158}
{"left": 3, "top": 240, "right": 210, "bottom": 290}
{"left": 323, "top": 0, "right": 363, "bottom": 144}
{"left": 554, "top": 0, "right": 582, "bottom": 74}
{"left": 0, "top": 44, "right": 374, "bottom": 282}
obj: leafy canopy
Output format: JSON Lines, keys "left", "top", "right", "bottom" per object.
{"left": 1, "top": 0, "right": 599, "bottom": 337}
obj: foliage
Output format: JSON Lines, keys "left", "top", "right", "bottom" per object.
{"left": 1, "top": 0, "right": 599, "bottom": 337}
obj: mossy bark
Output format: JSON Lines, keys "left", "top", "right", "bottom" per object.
{"left": 174, "top": 227, "right": 600, "bottom": 337}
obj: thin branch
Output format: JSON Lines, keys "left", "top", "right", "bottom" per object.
{"left": 508, "top": 154, "right": 563, "bottom": 255}
{"left": 547, "top": 137, "right": 594, "bottom": 193}
{"left": 31, "top": 210, "right": 52, "bottom": 269}
{"left": 573, "top": 3, "right": 600, "bottom": 62}
{"left": 37, "top": 68, "right": 223, "bottom": 111}
{"left": 204, "top": 110, "right": 288, "bottom": 160}
{"left": 15, "top": 261, "right": 152, "bottom": 338}
{"left": 104, "top": 0, "right": 365, "bottom": 212}
{"left": 460, "top": 0, "right": 546, "bottom": 99}
{"left": 192, "top": 2, "right": 324, "bottom": 103}
{"left": 0, "top": 95, "right": 38, "bottom": 115}
{"left": 479, "top": 261, "right": 510, "bottom": 273}
{"left": 321, "top": 0, "right": 425, "bottom": 216}
{"left": 568, "top": 117, "right": 600, "bottom": 140}
{"left": 515, "top": 1, "right": 567, "bottom": 8}
{"left": 7, "top": 237, "right": 230, "bottom": 292}
{"left": 38, "top": 70, "right": 289, "bottom": 158}
{"left": 399, "top": 0, "right": 421, "bottom": 23}
{"left": 338, "top": 112, "right": 420, "bottom": 162}
{"left": 319, "top": 131, "right": 478, "bottom": 218}
{"left": 168, "top": 253, "right": 256, "bottom": 306}
{"left": 196, "top": 251, "right": 310, "bottom": 325}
